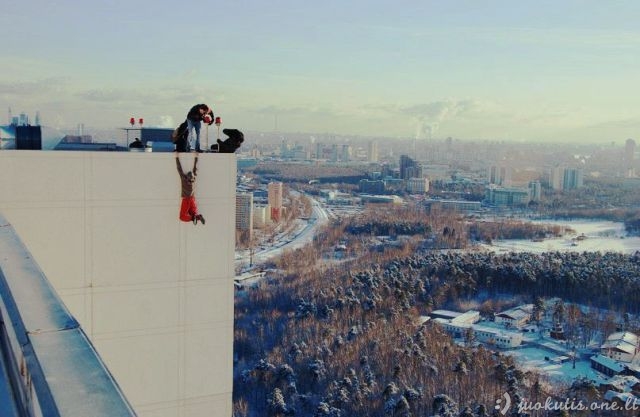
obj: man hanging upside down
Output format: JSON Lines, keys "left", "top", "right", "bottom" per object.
{"left": 175, "top": 154, "right": 205, "bottom": 225}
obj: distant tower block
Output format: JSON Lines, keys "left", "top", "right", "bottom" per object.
{"left": 488, "top": 165, "right": 512, "bottom": 187}
{"left": 368, "top": 141, "right": 379, "bottom": 162}
{"left": 268, "top": 181, "right": 283, "bottom": 221}
{"left": 35, "top": 111, "right": 41, "bottom": 126}
{"left": 625, "top": 138, "right": 636, "bottom": 178}
{"left": 236, "top": 192, "right": 254, "bottom": 239}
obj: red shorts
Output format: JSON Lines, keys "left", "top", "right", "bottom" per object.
{"left": 179, "top": 196, "right": 198, "bottom": 222}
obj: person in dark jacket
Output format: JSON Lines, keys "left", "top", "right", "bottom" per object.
{"left": 172, "top": 121, "right": 189, "bottom": 152}
{"left": 175, "top": 154, "right": 205, "bottom": 225}
{"left": 129, "top": 137, "right": 144, "bottom": 149}
{"left": 211, "top": 128, "right": 244, "bottom": 153}
{"left": 186, "top": 104, "right": 214, "bottom": 152}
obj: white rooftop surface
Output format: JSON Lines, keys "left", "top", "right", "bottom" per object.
{"left": 430, "top": 309, "right": 463, "bottom": 318}
{"left": 606, "top": 331, "right": 639, "bottom": 345}
{"left": 590, "top": 354, "right": 626, "bottom": 372}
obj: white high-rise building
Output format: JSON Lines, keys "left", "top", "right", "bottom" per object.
{"left": 253, "top": 205, "right": 268, "bottom": 228}
{"left": 487, "top": 165, "right": 512, "bottom": 186}
{"left": 0, "top": 152, "right": 236, "bottom": 417}
{"left": 550, "top": 166, "right": 583, "bottom": 191}
{"left": 550, "top": 166, "right": 564, "bottom": 190}
{"left": 368, "top": 141, "right": 379, "bottom": 162}
{"left": 528, "top": 181, "right": 542, "bottom": 202}
{"left": 625, "top": 138, "right": 636, "bottom": 178}
{"left": 406, "top": 177, "right": 430, "bottom": 194}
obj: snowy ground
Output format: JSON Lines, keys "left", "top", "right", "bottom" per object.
{"left": 235, "top": 210, "right": 636, "bottom": 384}
{"left": 506, "top": 346, "right": 607, "bottom": 385}
{"left": 479, "top": 219, "right": 640, "bottom": 254}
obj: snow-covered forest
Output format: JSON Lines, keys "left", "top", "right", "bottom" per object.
{"left": 233, "top": 206, "right": 640, "bottom": 416}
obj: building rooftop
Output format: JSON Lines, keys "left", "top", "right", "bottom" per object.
{"left": 0, "top": 213, "right": 136, "bottom": 416}
{"left": 602, "top": 331, "right": 639, "bottom": 355}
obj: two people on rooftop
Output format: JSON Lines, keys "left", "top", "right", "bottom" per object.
{"left": 173, "top": 104, "right": 244, "bottom": 153}
{"left": 172, "top": 104, "right": 213, "bottom": 153}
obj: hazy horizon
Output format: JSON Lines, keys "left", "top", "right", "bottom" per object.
{"left": 3, "top": 1, "right": 640, "bottom": 143}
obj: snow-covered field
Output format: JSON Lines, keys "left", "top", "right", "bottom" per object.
{"left": 480, "top": 220, "right": 640, "bottom": 254}
{"left": 506, "top": 346, "right": 607, "bottom": 385}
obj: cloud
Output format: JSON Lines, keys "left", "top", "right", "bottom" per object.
{"left": 250, "top": 104, "right": 344, "bottom": 118}
{"left": 157, "top": 115, "right": 175, "bottom": 128}
{"left": 0, "top": 77, "right": 70, "bottom": 96}
{"left": 397, "top": 99, "right": 486, "bottom": 138}
{"left": 402, "top": 100, "right": 478, "bottom": 121}
{"left": 76, "top": 89, "right": 125, "bottom": 103}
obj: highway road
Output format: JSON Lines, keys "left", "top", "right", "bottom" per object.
{"left": 235, "top": 196, "right": 329, "bottom": 274}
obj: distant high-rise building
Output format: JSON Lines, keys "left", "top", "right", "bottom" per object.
{"left": 400, "top": 155, "right": 422, "bottom": 180}
{"left": 34, "top": 111, "right": 41, "bottom": 126}
{"left": 528, "top": 181, "right": 542, "bottom": 202}
{"left": 359, "top": 179, "right": 386, "bottom": 194}
{"left": 268, "top": 182, "right": 283, "bottom": 221}
{"left": 487, "top": 165, "right": 512, "bottom": 186}
{"left": 236, "top": 193, "right": 254, "bottom": 238}
{"left": 330, "top": 144, "right": 339, "bottom": 162}
{"left": 406, "top": 177, "right": 430, "bottom": 194}
{"left": 253, "top": 205, "right": 268, "bottom": 228}
{"left": 563, "top": 167, "right": 583, "bottom": 190}
{"left": 485, "top": 185, "right": 531, "bottom": 206}
{"left": 550, "top": 166, "right": 564, "bottom": 190}
{"left": 341, "top": 144, "right": 352, "bottom": 162}
{"left": 368, "top": 141, "right": 379, "bottom": 162}
{"left": 625, "top": 138, "right": 636, "bottom": 178}
{"left": 549, "top": 166, "right": 583, "bottom": 191}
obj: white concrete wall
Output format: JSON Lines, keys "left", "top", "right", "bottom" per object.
{"left": 0, "top": 150, "right": 235, "bottom": 417}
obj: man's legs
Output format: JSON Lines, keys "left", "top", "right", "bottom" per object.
{"left": 186, "top": 120, "right": 202, "bottom": 151}
{"left": 179, "top": 196, "right": 204, "bottom": 224}
{"left": 187, "top": 119, "right": 202, "bottom": 151}
{"left": 179, "top": 196, "right": 197, "bottom": 222}
{"left": 189, "top": 198, "right": 206, "bottom": 224}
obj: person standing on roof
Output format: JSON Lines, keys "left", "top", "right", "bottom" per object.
{"left": 186, "top": 104, "right": 214, "bottom": 153}
{"left": 175, "top": 154, "right": 205, "bottom": 225}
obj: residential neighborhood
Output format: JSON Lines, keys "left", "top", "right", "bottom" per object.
{"left": 424, "top": 299, "right": 640, "bottom": 407}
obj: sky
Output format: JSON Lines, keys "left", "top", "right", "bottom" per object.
{"left": 2, "top": 0, "right": 640, "bottom": 143}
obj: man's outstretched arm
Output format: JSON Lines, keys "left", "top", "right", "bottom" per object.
{"left": 176, "top": 155, "right": 185, "bottom": 176}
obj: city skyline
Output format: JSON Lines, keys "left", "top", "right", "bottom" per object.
{"left": 2, "top": 1, "right": 640, "bottom": 142}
